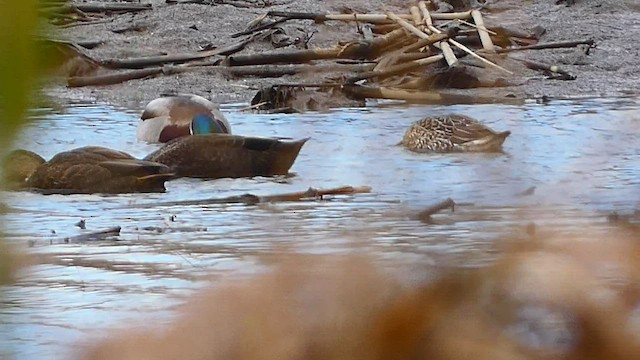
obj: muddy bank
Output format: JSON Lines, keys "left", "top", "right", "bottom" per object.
{"left": 46, "top": 0, "right": 640, "bottom": 109}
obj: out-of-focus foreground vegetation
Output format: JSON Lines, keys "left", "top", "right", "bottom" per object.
{"left": 0, "top": 0, "right": 39, "bottom": 285}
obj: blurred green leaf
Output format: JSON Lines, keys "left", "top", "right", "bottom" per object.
{"left": 0, "top": 0, "right": 39, "bottom": 146}
{"left": 0, "top": 0, "right": 39, "bottom": 285}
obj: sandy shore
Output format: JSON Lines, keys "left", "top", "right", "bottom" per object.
{"left": 47, "top": 0, "right": 640, "bottom": 109}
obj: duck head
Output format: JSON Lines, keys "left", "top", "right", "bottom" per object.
{"left": 190, "top": 113, "right": 229, "bottom": 135}
{"left": 2, "top": 149, "right": 45, "bottom": 189}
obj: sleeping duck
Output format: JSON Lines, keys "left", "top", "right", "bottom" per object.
{"left": 144, "top": 134, "right": 309, "bottom": 179}
{"left": 137, "top": 94, "right": 231, "bottom": 143}
{"left": 2, "top": 147, "right": 174, "bottom": 194}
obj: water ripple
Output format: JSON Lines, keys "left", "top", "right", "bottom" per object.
{"left": 1, "top": 97, "right": 639, "bottom": 359}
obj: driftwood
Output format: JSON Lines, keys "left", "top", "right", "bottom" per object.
{"left": 416, "top": 3, "right": 458, "bottom": 67}
{"left": 226, "top": 48, "right": 342, "bottom": 66}
{"left": 516, "top": 58, "right": 576, "bottom": 80}
{"left": 47, "top": 2, "right": 589, "bottom": 107}
{"left": 102, "top": 52, "right": 221, "bottom": 69}
{"left": 68, "top": 67, "right": 165, "bottom": 87}
{"left": 139, "top": 226, "right": 207, "bottom": 234}
{"left": 388, "top": 11, "right": 458, "bottom": 67}
{"left": 43, "top": 38, "right": 105, "bottom": 50}
{"left": 63, "top": 226, "right": 121, "bottom": 243}
{"left": 226, "top": 30, "right": 408, "bottom": 67}
{"left": 58, "top": 19, "right": 114, "bottom": 28}
{"left": 231, "top": 16, "right": 292, "bottom": 38}
{"left": 68, "top": 63, "right": 375, "bottom": 87}
{"left": 418, "top": 198, "right": 455, "bottom": 223}
{"left": 26, "top": 226, "right": 120, "bottom": 246}
{"left": 102, "top": 36, "right": 256, "bottom": 69}
{"left": 118, "top": 186, "right": 372, "bottom": 209}
{"left": 43, "top": 3, "right": 151, "bottom": 15}
{"left": 221, "top": 63, "right": 375, "bottom": 78}
{"left": 370, "top": 30, "right": 449, "bottom": 71}
{"left": 495, "top": 39, "right": 595, "bottom": 53}
{"left": 470, "top": 10, "right": 494, "bottom": 52}
{"left": 266, "top": 11, "right": 472, "bottom": 22}
{"left": 347, "top": 54, "right": 444, "bottom": 83}
{"left": 344, "top": 85, "right": 524, "bottom": 105}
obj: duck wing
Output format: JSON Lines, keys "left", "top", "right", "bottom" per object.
{"left": 27, "top": 147, "right": 172, "bottom": 194}
{"left": 447, "top": 115, "right": 498, "bottom": 145}
{"left": 144, "top": 134, "right": 307, "bottom": 178}
{"left": 99, "top": 159, "right": 172, "bottom": 177}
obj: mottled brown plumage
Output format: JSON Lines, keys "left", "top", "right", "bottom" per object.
{"left": 2, "top": 149, "right": 46, "bottom": 190}
{"left": 401, "top": 114, "right": 510, "bottom": 153}
{"left": 3, "top": 147, "right": 174, "bottom": 194}
{"left": 144, "top": 134, "right": 309, "bottom": 179}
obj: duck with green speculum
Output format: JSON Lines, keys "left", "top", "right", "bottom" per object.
{"left": 137, "top": 94, "right": 231, "bottom": 143}
{"left": 401, "top": 114, "right": 511, "bottom": 153}
{"left": 2, "top": 147, "right": 174, "bottom": 194}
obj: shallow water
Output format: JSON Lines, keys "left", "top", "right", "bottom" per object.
{"left": 1, "top": 97, "right": 639, "bottom": 359}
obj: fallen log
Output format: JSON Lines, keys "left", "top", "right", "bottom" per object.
{"left": 117, "top": 186, "right": 372, "bottom": 209}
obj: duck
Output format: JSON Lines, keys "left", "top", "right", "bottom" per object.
{"left": 144, "top": 134, "right": 309, "bottom": 179}
{"left": 137, "top": 94, "right": 231, "bottom": 143}
{"left": 2, "top": 147, "right": 174, "bottom": 194}
{"left": 2, "top": 149, "right": 46, "bottom": 190}
{"left": 401, "top": 114, "right": 510, "bottom": 153}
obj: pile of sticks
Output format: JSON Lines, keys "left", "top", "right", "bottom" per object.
{"left": 57, "top": 1, "right": 594, "bottom": 107}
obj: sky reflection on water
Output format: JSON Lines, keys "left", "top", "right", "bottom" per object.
{"left": 1, "top": 96, "right": 639, "bottom": 359}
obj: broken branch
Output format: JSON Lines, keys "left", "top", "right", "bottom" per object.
{"left": 117, "top": 186, "right": 373, "bottom": 209}
{"left": 102, "top": 36, "right": 255, "bottom": 69}
{"left": 344, "top": 85, "right": 524, "bottom": 105}
{"left": 266, "top": 11, "right": 472, "bottom": 22}
{"left": 67, "top": 67, "right": 165, "bottom": 87}
{"left": 495, "top": 39, "right": 595, "bottom": 53}
{"left": 63, "top": 226, "right": 121, "bottom": 243}
{"left": 418, "top": 198, "right": 456, "bottom": 223}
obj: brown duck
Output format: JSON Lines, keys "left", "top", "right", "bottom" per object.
{"left": 144, "top": 134, "right": 309, "bottom": 179}
{"left": 401, "top": 114, "right": 511, "bottom": 153}
{"left": 2, "top": 147, "right": 174, "bottom": 194}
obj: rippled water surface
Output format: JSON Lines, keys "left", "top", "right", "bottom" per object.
{"left": 1, "top": 97, "right": 639, "bottom": 359}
